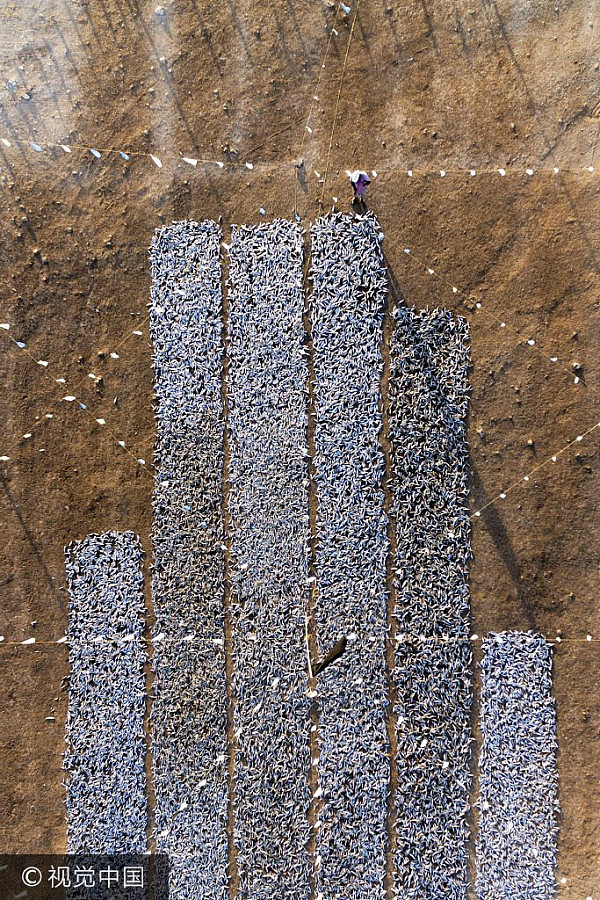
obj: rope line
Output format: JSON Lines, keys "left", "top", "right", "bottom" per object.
{"left": 293, "top": 1, "right": 343, "bottom": 216}
{"left": 318, "top": 1, "right": 361, "bottom": 212}
{"left": 0, "top": 633, "right": 597, "bottom": 648}
{"left": 470, "top": 419, "right": 599, "bottom": 520}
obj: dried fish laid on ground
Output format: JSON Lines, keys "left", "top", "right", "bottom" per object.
{"left": 388, "top": 306, "right": 472, "bottom": 900}
{"left": 309, "top": 212, "right": 390, "bottom": 900}
{"left": 150, "top": 221, "right": 228, "bottom": 900}
{"left": 64, "top": 530, "right": 147, "bottom": 853}
{"left": 476, "top": 632, "right": 559, "bottom": 900}
{"left": 227, "top": 219, "right": 312, "bottom": 899}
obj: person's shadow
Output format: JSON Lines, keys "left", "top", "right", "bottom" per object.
{"left": 470, "top": 464, "right": 538, "bottom": 630}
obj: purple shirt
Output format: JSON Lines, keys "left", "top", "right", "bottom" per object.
{"left": 353, "top": 172, "right": 371, "bottom": 197}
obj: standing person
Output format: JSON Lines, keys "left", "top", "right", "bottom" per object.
{"left": 350, "top": 170, "right": 371, "bottom": 208}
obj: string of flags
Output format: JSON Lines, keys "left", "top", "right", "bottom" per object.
{"left": 0, "top": 320, "right": 154, "bottom": 478}
{"left": 0, "top": 133, "right": 596, "bottom": 180}
{"left": 390, "top": 165, "right": 595, "bottom": 178}
{"left": 0, "top": 134, "right": 257, "bottom": 173}
{"left": 470, "top": 419, "right": 600, "bottom": 521}
{"left": 397, "top": 244, "right": 588, "bottom": 386}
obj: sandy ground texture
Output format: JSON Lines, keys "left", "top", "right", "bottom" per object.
{"left": 0, "top": 0, "right": 598, "bottom": 896}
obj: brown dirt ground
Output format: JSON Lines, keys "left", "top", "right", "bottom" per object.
{"left": 0, "top": 0, "right": 598, "bottom": 896}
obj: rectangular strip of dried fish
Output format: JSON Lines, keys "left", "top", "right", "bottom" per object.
{"left": 64, "top": 530, "right": 147, "bottom": 853}
{"left": 476, "top": 632, "right": 559, "bottom": 900}
{"left": 150, "top": 221, "right": 228, "bottom": 900}
{"left": 310, "top": 212, "right": 390, "bottom": 900}
{"left": 389, "top": 306, "right": 472, "bottom": 899}
{"left": 227, "top": 220, "right": 312, "bottom": 899}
